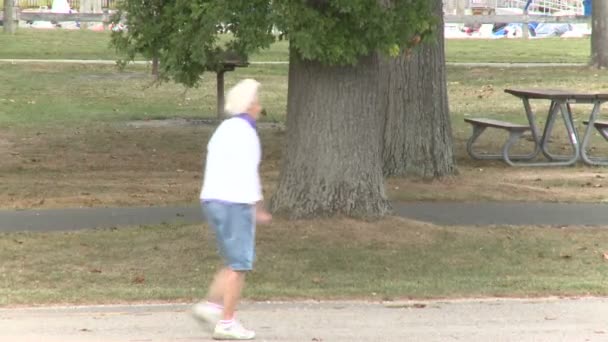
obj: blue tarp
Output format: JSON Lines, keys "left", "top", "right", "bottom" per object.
{"left": 583, "top": 0, "right": 592, "bottom": 17}
{"left": 493, "top": 22, "right": 572, "bottom": 38}
{"left": 493, "top": 23, "right": 538, "bottom": 37}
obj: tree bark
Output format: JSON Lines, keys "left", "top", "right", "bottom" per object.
{"left": 381, "top": 0, "right": 456, "bottom": 178}
{"left": 152, "top": 54, "right": 159, "bottom": 78}
{"left": 3, "top": 0, "right": 16, "bottom": 35}
{"left": 591, "top": 0, "right": 608, "bottom": 68}
{"left": 270, "top": 50, "right": 391, "bottom": 219}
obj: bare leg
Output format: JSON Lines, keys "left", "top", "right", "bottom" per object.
{"left": 222, "top": 269, "right": 246, "bottom": 320}
{"left": 206, "top": 268, "right": 229, "bottom": 305}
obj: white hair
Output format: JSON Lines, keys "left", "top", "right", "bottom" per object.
{"left": 224, "top": 79, "right": 261, "bottom": 116}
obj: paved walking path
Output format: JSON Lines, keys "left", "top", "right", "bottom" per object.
{"left": 1, "top": 202, "right": 608, "bottom": 232}
{"left": 0, "top": 58, "right": 588, "bottom": 68}
{"left": 1, "top": 298, "right": 607, "bottom": 342}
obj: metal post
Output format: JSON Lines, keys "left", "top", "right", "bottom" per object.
{"left": 522, "top": 9, "right": 529, "bottom": 39}
{"left": 102, "top": 9, "right": 109, "bottom": 30}
{"left": 217, "top": 70, "right": 226, "bottom": 119}
{"left": 80, "top": 0, "right": 89, "bottom": 29}
{"left": 456, "top": 0, "right": 467, "bottom": 15}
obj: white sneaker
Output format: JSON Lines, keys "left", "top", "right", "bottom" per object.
{"left": 213, "top": 320, "right": 256, "bottom": 340}
{"left": 192, "top": 302, "right": 222, "bottom": 327}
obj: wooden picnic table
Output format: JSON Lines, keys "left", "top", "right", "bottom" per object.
{"left": 504, "top": 88, "right": 608, "bottom": 166}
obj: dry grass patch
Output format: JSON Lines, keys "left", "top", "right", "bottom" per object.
{"left": 2, "top": 217, "right": 608, "bottom": 305}
{"left": 3, "top": 122, "right": 608, "bottom": 209}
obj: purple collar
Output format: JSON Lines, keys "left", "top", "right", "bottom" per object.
{"left": 235, "top": 113, "right": 257, "bottom": 129}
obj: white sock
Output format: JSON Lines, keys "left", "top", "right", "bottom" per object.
{"left": 220, "top": 319, "right": 234, "bottom": 327}
{"left": 206, "top": 301, "right": 224, "bottom": 311}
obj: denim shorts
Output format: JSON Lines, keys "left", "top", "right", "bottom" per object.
{"left": 202, "top": 201, "right": 256, "bottom": 271}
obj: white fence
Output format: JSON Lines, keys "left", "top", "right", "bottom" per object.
{"left": 444, "top": 0, "right": 585, "bottom": 15}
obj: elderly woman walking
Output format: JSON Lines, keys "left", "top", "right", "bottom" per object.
{"left": 192, "top": 79, "right": 272, "bottom": 340}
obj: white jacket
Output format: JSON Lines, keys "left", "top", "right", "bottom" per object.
{"left": 200, "top": 117, "right": 262, "bottom": 204}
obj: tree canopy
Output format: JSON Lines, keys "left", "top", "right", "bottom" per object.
{"left": 111, "top": 0, "right": 436, "bottom": 85}
{"left": 273, "top": 0, "right": 435, "bottom": 65}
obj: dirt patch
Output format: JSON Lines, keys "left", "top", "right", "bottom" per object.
{"left": 77, "top": 72, "right": 151, "bottom": 81}
{"left": 125, "top": 118, "right": 285, "bottom": 130}
{"left": 0, "top": 137, "right": 13, "bottom": 154}
{"left": 1, "top": 124, "right": 607, "bottom": 210}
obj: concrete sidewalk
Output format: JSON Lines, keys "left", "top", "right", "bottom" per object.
{"left": 1, "top": 298, "right": 606, "bottom": 342}
{"left": 2, "top": 202, "right": 608, "bottom": 232}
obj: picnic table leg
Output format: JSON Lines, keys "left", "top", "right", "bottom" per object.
{"left": 581, "top": 101, "right": 608, "bottom": 166}
{"left": 540, "top": 101, "right": 561, "bottom": 160}
{"left": 502, "top": 130, "right": 531, "bottom": 167}
{"left": 538, "top": 100, "right": 579, "bottom": 162}
{"left": 466, "top": 125, "right": 487, "bottom": 160}
{"left": 521, "top": 98, "right": 542, "bottom": 157}
{"left": 507, "top": 101, "right": 579, "bottom": 167}
{"left": 466, "top": 123, "right": 539, "bottom": 161}
{"left": 558, "top": 101, "right": 580, "bottom": 165}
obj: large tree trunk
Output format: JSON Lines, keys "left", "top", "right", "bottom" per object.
{"left": 270, "top": 50, "right": 391, "bottom": 219}
{"left": 381, "top": 0, "right": 456, "bottom": 178}
{"left": 591, "top": 0, "right": 608, "bottom": 68}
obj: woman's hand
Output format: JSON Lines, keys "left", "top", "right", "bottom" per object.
{"left": 256, "top": 203, "right": 272, "bottom": 225}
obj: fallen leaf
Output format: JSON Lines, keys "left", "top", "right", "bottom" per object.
{"left": 133, "top": 275, "right": 145, "bottom": 284}
{"left": 385, "top": 303, "right": 427, "bottom": 309}
{"left": 90, "top": 268, "right": 102, "bottom": 274}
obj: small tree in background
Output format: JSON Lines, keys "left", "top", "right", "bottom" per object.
{"left": 155, "top": 0, "right": 274, "bottom": 87}
{"left": 110, "top": 0, "right": 169, "bottom": 77}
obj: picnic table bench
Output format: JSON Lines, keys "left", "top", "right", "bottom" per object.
{"left": 465, "top": 88, "right": 608, "bottom": 166}
{"left": 464, "top": 118, "right": 534, "bottom": 164}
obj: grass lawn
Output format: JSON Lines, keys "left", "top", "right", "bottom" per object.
{"left": 2, "top": 38, "right": 608, "bottom": 307}
{"left": 0, "top": 29, "right": 290, "bottom": 62}
{"left": 0, "top": 63, "right": 288, "bottom": 125}
{"left": 2, "top": 218, "right": 608, "bottom": 305}
{"left": 445, "top": 38, "right": 591, "bottom": 64}
{"left": 0, "top": 28, "right": 592, "bottom": 63}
